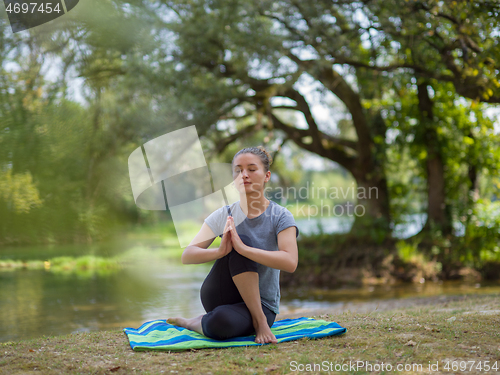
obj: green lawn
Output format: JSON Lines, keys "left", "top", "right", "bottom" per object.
{"left": 1, "top": 293, "right": 499, "bottom": 374}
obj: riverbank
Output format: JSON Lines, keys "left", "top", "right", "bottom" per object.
{"left": 282, "top": 230, "right": 500, "bottom": 288}
{"left": 1, "top": 293, "right": 498, "bottom": 374}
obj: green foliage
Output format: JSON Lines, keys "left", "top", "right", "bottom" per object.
{"left": 297, "top": 230, "right": 394, "bottom": 266}
{"left": 1, "top": 0, "right": 500, "bottom": 284}
{"left": 0, "top": 11, "right": 162, "bottom": 244}
{"left": 396, "top": 240, "right": 420, "bottom": 263}
{"left": 0, "top": 90, "right": 125, "bottom": 244}
{"left": 0, "top": 255, "right": 121, "bottom": 277}
{"left": 366, "top": 0, "right": 500, "bottom": 101}
{"left": 386, "top": 78, "right": 500, "bottom": 236}
{"left": 459, "top": 199, "right": 500, "bottom": 266}
{"left": 393, "top": 239, "right": 443, "bottom": 282}
{"left": 0, "top": 170, "right": 43, "bottom": 214}
{"left": 49, "top": 256, "right": 121, "bottom": 276}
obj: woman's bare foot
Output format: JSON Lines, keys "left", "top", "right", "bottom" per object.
{"left": 253, "top": 317, "right": 277, "bottom": 344}
{"left": 167, "top": 315, "right": 204, "bottom": 336}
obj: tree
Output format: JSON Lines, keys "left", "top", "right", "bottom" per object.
{"left": 386, "top": 76, "right": 500, "bottom": 263}
{"left": 156, "top": 0, "right": 394, "bottom": 238}
{"left": 358, "top": 0, "right": 500, "bottom": 236}
{"left": 150, "top": 0, "right": 500, "bottom": 240}
{"left": 0, "top": 1, "right": 163, "bottom": 243}
{"left": 349, "top": 0, "right": 500, "bottom": 102}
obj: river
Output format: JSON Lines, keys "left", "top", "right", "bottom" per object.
{"left": 0, "top": 219, "right": 496, "bottom": 343}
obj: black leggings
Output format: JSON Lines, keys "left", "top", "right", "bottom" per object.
{"left": 200, "top": 234, "right": 276, "bottom": 340}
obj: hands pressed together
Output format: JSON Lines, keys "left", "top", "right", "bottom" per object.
{"left": 216, "top": 216, "right": 247, "bottom": 259}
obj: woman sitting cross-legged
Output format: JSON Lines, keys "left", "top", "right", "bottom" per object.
{"left": 167, "top": 146, "right": 299, "bottom": 344}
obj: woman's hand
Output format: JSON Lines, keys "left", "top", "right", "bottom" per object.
{"left": 215, "top": 217, "right": 233, "bottom": 259}
{"left": 228, "top": 216, "right": 248, "bottom": 255}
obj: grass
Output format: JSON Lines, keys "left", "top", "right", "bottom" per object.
{"left": 0, "top": 255, "right": 121, "bottom": 276}
{"left": 1, "top": 293, "right": 499, "bottom": 374}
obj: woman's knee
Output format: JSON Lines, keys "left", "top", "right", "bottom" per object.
{"left": 228, "top": 245, "right": 258, "bottom": 277}
{"left": 202, "top": 305, "right": 253, "bottom": 340}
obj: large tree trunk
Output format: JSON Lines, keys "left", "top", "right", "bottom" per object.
{"left": 465, "top": 130, "right": 479, "bottom": 239}
{"left": 316, "top": 66, "right": 391, "bottom": 237}
{"left": 417, "top": 83, "right": 453, "bottom": 236}
{"left": 350, "top": 110, "right": 391, "bottom": 237}
{"left": 350, "top": 172, "right": 391, "bottom": 236}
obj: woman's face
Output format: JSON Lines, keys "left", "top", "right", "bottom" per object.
{"left": 232, "top": 153, "right": 270, "bottom": 195}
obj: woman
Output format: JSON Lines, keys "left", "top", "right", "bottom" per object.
{"left": 168, "top": 146, "right": 299, "bottom": 344}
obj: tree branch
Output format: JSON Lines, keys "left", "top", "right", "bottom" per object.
{"left": 271, "top": 105, "right": 299, "bottom": 111}
{"left": 270, "top": 136, "right": 290, "bottom": 166}
{"left": 329, "top": 55, "right": 455, "bottom": 82}
{"left": 270, "top": 104, "right": 358, "bottom": 150}
{"left": 210, "top": 123, "right": 263, "bottom": 157}
{"left": 269, "top": 112, "right": 356, "bottom": 172}
{"left": 281, "top": 87, "right": 323, "bottom": 150}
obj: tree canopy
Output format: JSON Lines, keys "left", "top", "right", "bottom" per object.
{"left": 0, "top": 0, "right": 499, "bottom": 276}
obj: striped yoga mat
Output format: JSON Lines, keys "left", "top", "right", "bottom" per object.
{"left": 124, "top": 317, "right": 346, "bottom": 351}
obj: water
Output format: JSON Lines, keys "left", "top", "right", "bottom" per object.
{"left": 0, "top": 221, "right": 496, "bottom": 343}
{"left": 2, "top": 260, "right": 498, "bottom": 343}
{"left": 295, "top": 216, "right": 354, "bottom": 236}
{"left": 296, "top": 214, "right": 466, "bottom": 238}
{"left": 0, "top": 262, "right": 210, "bottom": 343}
{"left": 1, "top": 258, "right": 497, "bottom": 343}
{"left": 295, "top": 214, "right": 428, "bottom": 238}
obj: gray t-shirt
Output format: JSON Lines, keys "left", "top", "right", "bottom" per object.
{"left": 204, "top": 200, "right": 299, "bottom": 314}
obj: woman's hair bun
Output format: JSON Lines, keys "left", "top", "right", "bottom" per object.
{"left": 257, "top": 146, "right": 273, "bottom": 167}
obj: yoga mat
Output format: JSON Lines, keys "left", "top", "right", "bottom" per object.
{"left": 124, "top": 317, "right": 346, "bottom": 351}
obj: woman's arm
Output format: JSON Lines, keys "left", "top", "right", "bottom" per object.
{"left": 181, "top": 220, "right": 232, "bottom": 264}
{"left": 228, "top": 217, "right": 298, "bottom": 273}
